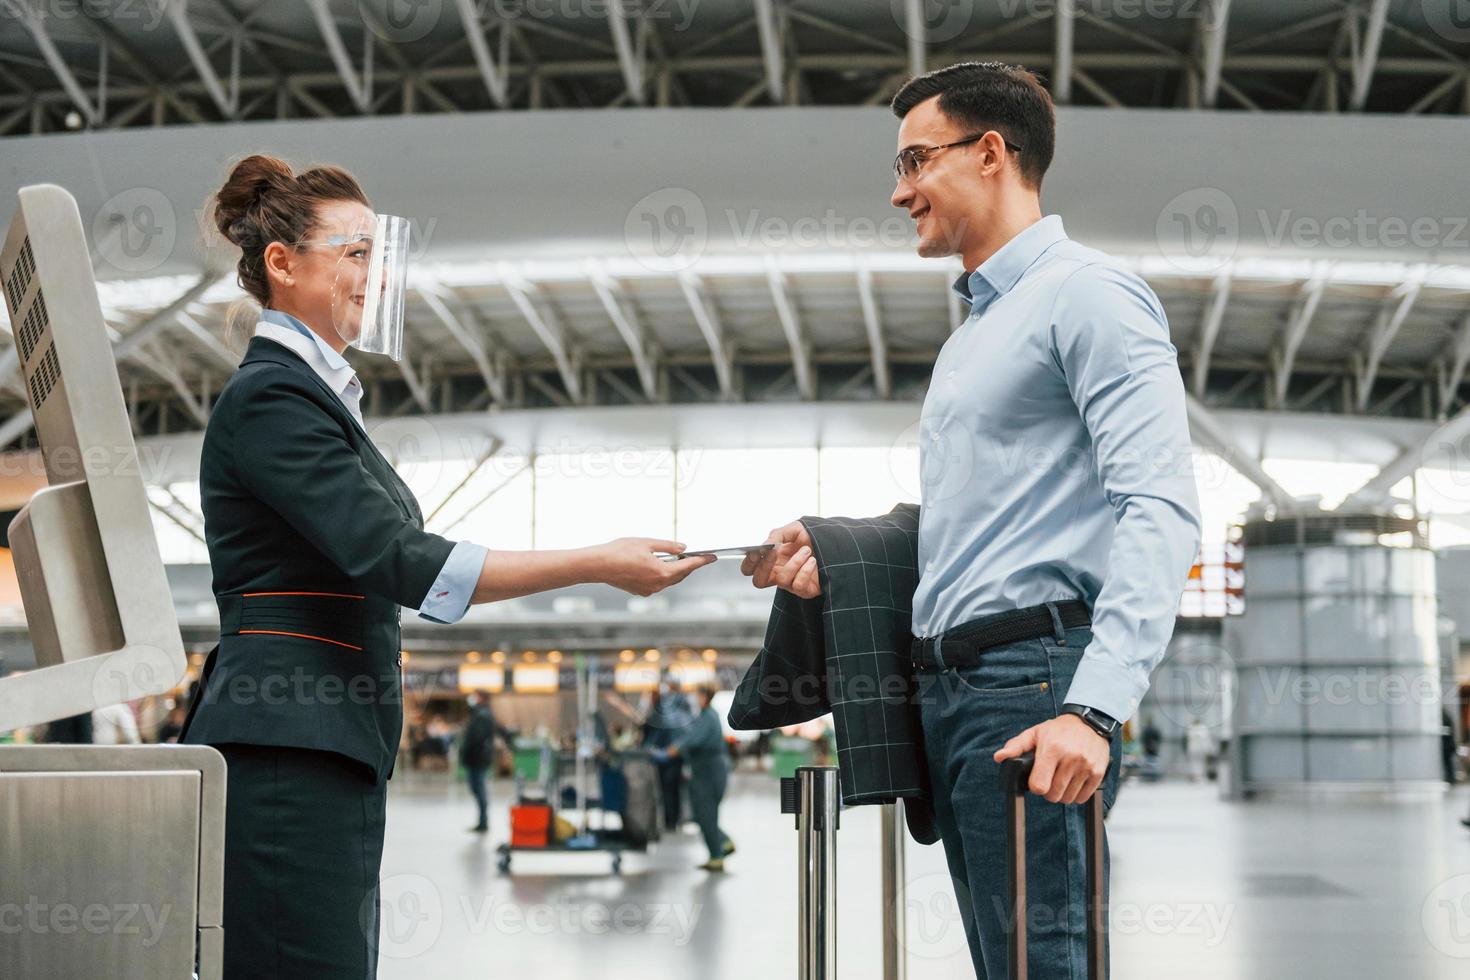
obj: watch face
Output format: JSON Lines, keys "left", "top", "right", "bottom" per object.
{"left": 1076, "top": 707, "right": 1116, "bottom": 738}
{"left": 1062, "top": 704, "right": 1114, "bottom": 737}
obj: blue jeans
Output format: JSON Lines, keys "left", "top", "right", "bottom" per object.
{"left": 466, "top": 764, "right": 490, "bottom": 829}
{"left": 656, "top": 755, "right": 685, "bottom": 830}
{"left": 918, "top": 624, "right": 1122, "bottom": 979}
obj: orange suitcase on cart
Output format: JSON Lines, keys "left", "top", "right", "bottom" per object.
{"left": 510, "top": 803, "right": 553, "bottom": 848}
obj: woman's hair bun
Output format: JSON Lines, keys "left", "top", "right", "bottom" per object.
{"left": 212, "top": 154, "right": 295, "bottom": 247}
{"left": 209, "top": 154, "right": 369, "bottom": 307}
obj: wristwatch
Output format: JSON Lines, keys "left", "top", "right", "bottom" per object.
{"left": 1061, "top": 703, "right": 1120, "bottom": 742}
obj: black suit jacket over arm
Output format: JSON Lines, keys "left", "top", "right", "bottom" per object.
{"left": 727, "top": 504, "right": 937, "bottom": 844}
{"left": 181, "top": 336, "right": 457, "bottom": 782}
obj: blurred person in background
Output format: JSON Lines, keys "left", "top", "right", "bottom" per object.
{"left": 461, "top": 690, "right": 516, "bottom": 833}
{"left": 1141, "top": 717, "right": 1163, "bottom": 762}
{"left": 92, "top": 700, "right": 141, "bottom": 745}
{"left": 158, "top": 700, "right": 189, "bottom": 744}
{"left": 642, "top": 673, "right": 693, "bottom": 831}
{"left": 1186, "top": 718, "right": 1215, "bottom": 782}
{"left": 654, "top": 686, "right": 734, "bottom": 871}
{"left": 40, "top": 711, "right": 92, "bottom": 744}
{"left": 420, "top": 714, "right": 454, "bottom": 769}
{"left": 610, "top": 724, "right": 638, "bottom": 751}
{"left": 1441, "top": 708, "right": 1458, "bottom": 785}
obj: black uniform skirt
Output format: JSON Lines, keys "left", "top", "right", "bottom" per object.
{"left": 217, "top": 743, "right": 388, "bottom": 980}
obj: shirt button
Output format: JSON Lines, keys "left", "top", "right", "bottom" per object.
{"left": 930, "top": 432, "right": 939, "bottom": 442}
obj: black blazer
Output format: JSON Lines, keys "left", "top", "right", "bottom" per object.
{"left": 180, "top": 335, "right": 457, "bottom": 782}
{"left": 727, "top": 503, "right": 937, "bottom": 844}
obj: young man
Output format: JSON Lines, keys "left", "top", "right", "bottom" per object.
{"left": 744, "top": 62, "right": 1202, "bottom": 977}
{"left": 460, "top": 690, "right": 514, "bottom": 833}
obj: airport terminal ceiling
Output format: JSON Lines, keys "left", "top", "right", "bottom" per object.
{"left": 1, "top": 1, "right": 1468, "bottom": 459}
{"left": 3, "top": 1, "right": 1470, "bottom": 124}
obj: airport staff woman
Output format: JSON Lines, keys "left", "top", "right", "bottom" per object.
{"left": 180, "top": 155, "right": 713, "bottom": 979}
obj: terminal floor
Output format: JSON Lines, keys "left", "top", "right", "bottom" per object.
{"left": 377, "top": 768, "right": 1470, "bottom": 979}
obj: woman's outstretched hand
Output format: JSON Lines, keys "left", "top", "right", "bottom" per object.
{"left": 594, "top": 538, "right": 716, "bottom": 596}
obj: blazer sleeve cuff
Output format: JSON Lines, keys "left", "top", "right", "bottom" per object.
{"left": 417, "top": 541, "right": 487, "bottom": 625}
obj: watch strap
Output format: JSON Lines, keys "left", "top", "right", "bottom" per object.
{"left": 1061, "top": 703, "right": 1118, "bottom": 741}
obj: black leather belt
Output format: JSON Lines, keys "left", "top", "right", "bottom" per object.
{"left": 911, "top": 599, "right": 1091, "bottom": 673}
{"left": 217, "top": 591, "right": 369, "bottom": 652}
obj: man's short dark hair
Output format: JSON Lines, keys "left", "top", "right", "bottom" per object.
{"left": 890, "top": 62, "right": 1056, "bottom": 189}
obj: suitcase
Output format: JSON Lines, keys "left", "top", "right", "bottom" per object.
{"left": 998, "top": 752, "right": 1107, "bottom": 980}
{"left": 617, "top": 753, "right": 663, "bottom": 848}
{"left": 510, "top": 803, "right": 553, "bottom": 848}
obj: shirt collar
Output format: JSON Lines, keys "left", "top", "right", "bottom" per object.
{"left": 951, "top": 214, "right": 1068, "bottom": 313}
{"left": 254, "top": 310, "right": 360, "bottom": 414}
{"left": 259, "top": 308, "right": 354, "bottom": 373}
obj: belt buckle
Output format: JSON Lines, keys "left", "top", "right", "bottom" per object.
{"left": 911, "top": 636, "right": 930, "bottom": 672}
{"left": 916, "top": 631, "right": 946, "bottom": 673}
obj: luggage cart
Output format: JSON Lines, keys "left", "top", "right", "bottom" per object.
{"left": 495, "top": 657, "right": 658, "bottom": 876}
{"left": 495, "top": 831, "right": 635, "bottom": 875}
{"left": 495, "top": 749, "right": 652, "bottom": 876}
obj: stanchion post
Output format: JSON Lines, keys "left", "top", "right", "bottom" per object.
{"left": 780, "top": 766, "right": 840, "bottom": 980}
{"left": 881, "top": 800, "right": 906, "bottom": 980}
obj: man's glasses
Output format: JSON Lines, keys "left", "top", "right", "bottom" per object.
{"left": 892, "top": 131, "right": 1024, "bottom": 182}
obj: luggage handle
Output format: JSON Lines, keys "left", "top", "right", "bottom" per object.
{"left": 997, "top": 751, "right": 1107, "bottom": 980}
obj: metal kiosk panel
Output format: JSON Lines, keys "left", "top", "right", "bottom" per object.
{"left": 0, "top": 183, "right": 187, "bottom": 729}
{"left": 0, "top": 185, "right": 222, "bottom": 978}
{"left": 0, "top": 744, "right": 226, "bottom": 980}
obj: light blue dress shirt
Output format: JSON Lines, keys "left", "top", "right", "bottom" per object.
{"left": 255, "top": 309, "right": 486, "bottom": 625}
{"left": 910, "top": 216, "right": 1202, "bottom": 723}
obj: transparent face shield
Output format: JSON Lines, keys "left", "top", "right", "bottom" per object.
{"left": 320, "top": 214, "right": 410, "bottom": 362}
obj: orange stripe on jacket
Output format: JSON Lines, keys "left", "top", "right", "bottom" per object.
{"left": 238, "top": 629, "right": 364, "bottom": 652}
{"left": 242, "top": 591, "right": 365, "bottom": 599}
